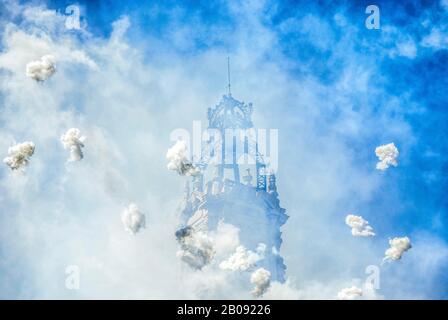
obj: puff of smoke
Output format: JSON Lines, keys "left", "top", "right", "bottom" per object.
{"left": 337, "top": 286, "right": 363, "bottom": 300}
{"left": 250, "top": 268, "right": 271, "bottom": 297}
{"left": 25, "top": 55, "right": 56, "bottom": 81}
{"left": 176, "top": 227, "right": 215, "bottom": 270}
{"left": 121, "top": 203, "right": 146, "bottom": 235}
{"left": 3, "top": 141, "right": 35, "bottom": 171}
{"left": 60, "top": 128, "right": 86, "bottom": 162}
{"left": 375, "top": 143, "right": 399, "bottom": 171}
{"left": 166, "top": 140, "right": 200, "bottom": 176}
{"left": 383, "top": 236, "right": 412, "bottom": 262}
{"left": 219, "top": 243, "right": 266, "bottom": 272}
{"left": 345, "top": 214, "right": 375, "bottom": 237}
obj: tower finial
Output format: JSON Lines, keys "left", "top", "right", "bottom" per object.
{"left": 227, "top": 56, "right": 231, "bottom": 96}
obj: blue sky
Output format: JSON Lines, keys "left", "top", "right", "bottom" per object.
{"left": 0, "top": 0, "right": 447, "bottom": 299}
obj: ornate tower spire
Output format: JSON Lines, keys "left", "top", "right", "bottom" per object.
{"left": 176, "top": 61, "right": 288, "bottom": 284}
{"left": 206, "top": 94, "right": 261, "bottom": 186}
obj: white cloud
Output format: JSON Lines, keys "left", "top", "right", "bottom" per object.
{"left": 375, "top": 143, "right": 399, "bottom": 171}
{"left": 121, "top": 203, "right": 146, "bottom": 234}
{"left": 166, "top": 140, "right": 200, "bottom": 176}
{"left": 384, "top": 236, "right": 412, "bottom": 262}
{"left": 250, "top": 267, "right": 271, "bottom": 297}
{"left": 219, "top": 243, "right": 266, "bottom": 271}
{"left": 60, "top": 128, "right": 86, "bottom": 162}
{"left": 337, "top": 286, "right": 362, "bottom": 300}
{"left": 396, "top": 41, "right": 417, "bottom": 59}
{"left": 176, "top": 228, "right": 215, "bottom": 270}
{"left": 262, "top": 280, "right": 301, "bottom": 299}
{"left": 21, "top": 5, "right": 65, "bottom": 31}
{"left": 421, "top": 28, "right": 448, "bottom": 50}
{"left": 345, "top": 214, "right": 375, "bottom": 237}
{"left": 25, "top": 54, "right": 56, "bottom": 81}
{"left": 3, "top": 141, "right": 35, "bottom": 170}
{"left": 442, "top": 0, "right": 448, "bottom": 10}
{"left": 211, "top": 220, "right": 241, "bottom": 257}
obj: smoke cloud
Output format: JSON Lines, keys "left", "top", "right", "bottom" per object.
{"left": 176, "top": 227, "right": 215, "bottom": 270}
{"left": 60, "top": 128, "right": 86, "bottom": 162}
{"left": 166, "top": 140, "right": 200, "bottom": 176}
{"left": 384, "top": 236, "right": 412, "bottom": 262}
{"left": 375, "top": 143, "right": 399, "bottom": 171}
{"left": 345, "top": 214, "right": 375, "bottom": 237}
{"left": 337, "top": 286, "right": 363, "bottom": 300}
{"left": 3, "top": 141, "right": 35, "bottom": 171}
{"left": 250, "top": 268, "right": 271, "bottom": 297}
{"left": 121, "top": 203, "right": 146, "bottom": 235}
{"left": 25, "top": 54, "right": 56, "bottom": 81}
{"left": 219, "top": 244, "right": 266, "bottom": 272}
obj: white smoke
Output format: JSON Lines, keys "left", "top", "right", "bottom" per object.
{"left": 121, "top": 203, "right": 146, "bottom": 235}
{"left": 211, "top": 221, "right": 241, "bottom": 257}
{"left": 25, "top": 55, "right": 56, "bottom": 81}
{"left": 375, "top": 143, "right": 399, "bottom": 171}
{"left": 362, "top": 282, "right": 384, "bottom": 300}
{"left": 219, "top": 243, "right": 266, "bottom": 271}
{"left": 60, "top": 128, "right": 86, "bottom": 162}
{"left": 262, "top": 280, "right": 301, "bottom": 299}
{"left": 345, "top": 214, "right": 375, "bottom": 237}
{"left": 176, "top": 228, "right": 215, "bottom": 269}
{"left": 337, "top": 286, "right": 363, "bottom": 300}
{"left": 384, "top": 236, "right": 412, "bottom": 262}
{"left": 166, "top": 140, "right": 200, "bottom": 176}
{"left": 3, "top": 141, "right": 35, "bottom": 170}
{"left": 263, "top": 280, "right": 381, "bottom": 300}
{"left": 250, "top": 268, "right": 271, "bottom": 297}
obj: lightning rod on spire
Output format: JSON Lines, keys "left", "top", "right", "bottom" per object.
{"left": 227, "top": 56, "right": 231, "bottom": 96}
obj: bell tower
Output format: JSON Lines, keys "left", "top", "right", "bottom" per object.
{"left": 176, "top": 59, "right": 288, "bottom": 283}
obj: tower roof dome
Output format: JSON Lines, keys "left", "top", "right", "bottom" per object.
{"left": 207, "top": 94, "right": 253, "bottom": 130}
